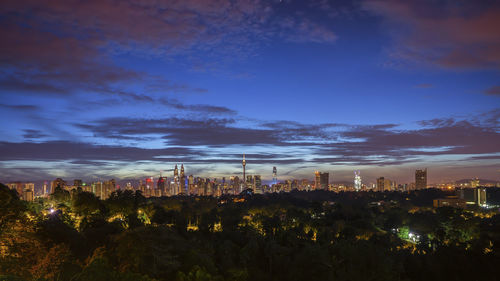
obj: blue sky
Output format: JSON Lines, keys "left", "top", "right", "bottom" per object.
{"left": 0, "top": 0, "right": 499, "bottom": 184}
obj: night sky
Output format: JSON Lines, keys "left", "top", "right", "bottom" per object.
{"left": 1, "top": 0, "right": 499, "bottom": 184}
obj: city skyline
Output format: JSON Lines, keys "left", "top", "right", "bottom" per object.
{"left": 1, "top": 0, "right": 499, "bottom": 183}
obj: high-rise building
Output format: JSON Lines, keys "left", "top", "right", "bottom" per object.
{"left": 74, "top": 179, "right": 83, "bottom": 187}
{"left": 23, "top": 186, "right": 34, "bottom": 201}
{"left": 272, "top": 167, "right": 277, "bottom": 185}
{"left": 180, "top": 164, "right": 186, "bottom": 194}
{"left": 254, "top": 175, "right": 262, "bottom": 190}
{"left": 173, "top": 165, "right": 179, "bottom": 195}
{"left": 415, "top": 169, "right": 427, "bottom": 190}
{"left": 457, "top": 188, "right": 486, "bottom": 206}
{"left": 43, "top": 181, "right": 48, "bottom": 196}
{"left": 103, "top": 179, "right": 116, "bottom": 199}
{"left": 354, "top": 171, "right": 361, "bottom": 191}
{"left": 242, "top": 154, "right": 246, "bottom": 191}
{"left": 470, "top": 178, "right": 480, "bottom": 188}
{"left": 157, "top": 176, "right": 166, "bottom": 191}
{"left": 51, "top": 178, "right": 66, "bottom": 193}
{"left": 92, "top": 181, "right": 104, "bottom": 198}
{"left": 314, "top": 171, "right": 329, "bottom": 190}
{"left": 376, "top": 177, "right": 392, "bottom": 192}
{"left": 231, "top": 176, "right": 240, "bottom": 194}
{"left": 6, "top": 182, "right": 23, "bottom": 198}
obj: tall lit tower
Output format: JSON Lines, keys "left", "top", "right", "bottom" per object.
{"left": 272, "top": 166, "right": 277, "bottom": 185}
{"left": 354, "top": 171, "right": 361, "bottom": 191}
{"left": 180, "top": 164, "right": 186, "bottom": 194}
{"left": 242, "top": 154, "right": 246, "bottom": 191}
{"left": 174, "top": 164, "right": 179, "bottom": 195}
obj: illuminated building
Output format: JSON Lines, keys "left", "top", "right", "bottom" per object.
{"left": 7, "top": 182, "right": 23, "bottom": 197}
{"left": 354, "top": 171, "right": 361, "bottom": 191}
{"left": 415, "top": 169, "right": 427, "bottom": 190}
{"left": 23, "top": 189, "right": 34, "bottom": 201}
{"left": 74, "top": 179, "right": 83, "bottom": 187}
{"left": 102, "top": 179, "right": 116, "bottom": 199}
{"left": 314, "top": 171, "right": 329, "bottom": 190}
{"left": 242, "top": 154, "right": 246, "bottom": 192}
{"left": 300, "top": 179, "right": 310, "bottom": 191}
{"left": 23, "top": 182, "right": 35, "bottom": 201}
{"left": 43, "top": 181, "right": 48, "bottom": 196}
{"left": 376, "top": 177, "right": 392, "bottom": 192}
{"left": 188, "top": 175, "right": 195, "bottom": 195}
{"left": 157, "top": 176, "right": 167, "bottom": 192}
{"left": 284, "top": 179, "right": 291, "bottom": 192}
{"left": 6, "top": 182, "right": 34, "bottom": 200}
{"left": 230, "top": 176, "right": 240, "bottom": 194}
{"left": 246, "top": 175, "right": 254, "bottom": 191}
{"left": 92, "top": 181, "right": 104, "bottom": 199}
{"left": 457, "top": 188, "right": 487, "bottom": 206}
{"left": 433, "top": 196, "right": 467, "bottom": 208}
{"left": 180, "top": 164, "right": 186, "bottom": 194}
{"left": 254, "top": 175, "right": 262, "bottom": 190}
{"left": 470, "top": 178, "right": 480, "bottom": 188}
{"left": 173, "top": 164, "right": 179, "bottom": 195}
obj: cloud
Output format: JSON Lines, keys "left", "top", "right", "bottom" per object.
{"left": 159, "top": 99, "right": 237, "bottom": 115}
{"left": 0, "top": 77, "right": 67, "bottom": 95}
{"left": 415, "top": 83, "right": 433, "bottom": 88}
{"left": 1, "top": 111, "right": 499, "bottom": 181}
{"left": 22, "top": 130, "right": 48, "bottom": 140}
{"left": 0, "top": 103, "right": 39, "bottom": 111}
{"left": 484, "top": 86, "right": 500, "bottom": 96}
{"left": 0, "top": 141, "right": 197, "bottom": 162}
{"left": 364, "top": 0, "right": 500, "bottom": 69}
{"left": 70, "top": 110, "right": 500, "bottom": 165}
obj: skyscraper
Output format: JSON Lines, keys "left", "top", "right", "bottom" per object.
{"left": 42, "top": 181, "right": 48, "bottom": 196}
{"left": 254, "top": 175, "right": 262, "bottom": 189}
{"left": 272, "top": 166, "right": 277, "bottom": 185}
{"left": 180, "top": 164, "right": 186, "bottom": 194}
{"left": 74, "top": 179, "right": 83, "bottom": 187}
{"left": 173, "top": 164, "right": 179, "bottom": 195}
{"left": 415, "top": 169, "right": 427, "bottom": 190}
{"left": 242, "top": 154, "right": 246, "bottom": 191}
{"left": 377, "top": 177, "right": 385, "bottom": 192}
{"left": 314, "top": 171, "right": 329, "bottom": 190}
{"left": 377, "top": 177, "right": 392, "bottom": 192}
{"left": 354, "top": 171, "right": 361, "bottom": 191}
{"left": 51, "top": 178, "right": 66, "bottom": 193}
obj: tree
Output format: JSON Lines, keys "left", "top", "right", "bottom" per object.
{"left": 0, "top": 183, "right": 26, "bottom": 234}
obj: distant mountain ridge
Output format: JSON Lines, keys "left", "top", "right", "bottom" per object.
{"left": 455, "top": 179, "right": 498, "bottom": 184}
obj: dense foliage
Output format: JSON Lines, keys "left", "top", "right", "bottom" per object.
{"left": 1, "top": 183, "right": 500, "bottom": 281}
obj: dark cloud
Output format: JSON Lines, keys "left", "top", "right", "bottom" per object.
{"left": 0, "top": 103, "right": 39, "bottom": 111}
{"left": 415, "top": 83, "right": 433, "bottom": 88}
{"left": 0, "top": 0, "right": 337, "bottom": 95}
{"left": 0, "top": 141, "right": 197, "bottom": 162}
{"left": 0, "top": 111, "right": 498, "bottom": 178}
{"left": 22, "top": 129, "right": 48, "bottom": 140}
{"left": 75, "top": 117, "right": 344, "bottom": 147}
{"left": 484, "top": 86, "right": 500, "bottom": 96}
{"left": 467, "top": 155, "right": 500, "bottom": 161}
{"left": 159, "top": 98, "right": 237, "bottom": 115}
{"left": 76, "top": 117, "right": 280, "bottom": 146}
{"left": 364, "top": 0, "right": 500, "bottom": 69}
{"left": 0, "top": 77, "right": 67, "bottom": 95}
{"left": 69, "top": 112, "right": 500, "bottom": 166}
{"left": 324, "top": 117, "right": 500, "bottom": 160}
